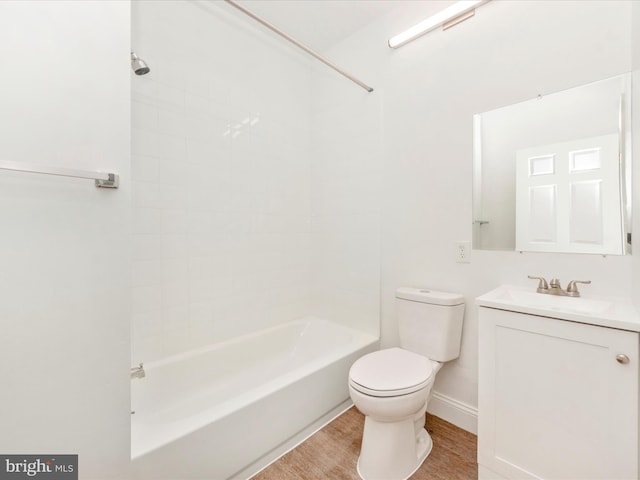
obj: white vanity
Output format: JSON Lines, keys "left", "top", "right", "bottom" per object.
{"left": 477, "top": 285, "right": 640, "bottom": 480}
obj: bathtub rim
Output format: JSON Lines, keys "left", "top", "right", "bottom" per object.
{"left": 140, "top": 316, "right": 341, "bottom": 372}
{"left": 131, "top": 317, "right": 378, "bottom": 460}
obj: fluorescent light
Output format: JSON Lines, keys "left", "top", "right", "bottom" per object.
{"left": 388, "top": 0, "right": 486, "bottom": 49}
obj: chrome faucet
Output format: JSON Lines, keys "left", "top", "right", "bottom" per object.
{"left": 130, "top": 363, "right": 145, "bottom": 380}
{"left": 528, "top": 276, "right": 591, "bottom": 297}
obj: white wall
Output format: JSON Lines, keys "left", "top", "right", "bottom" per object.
{"left": 317, "top": 0, "right": 636, "bottom": 431}
{"left": 0, "top": 1, "right": 131, "bottom": 478}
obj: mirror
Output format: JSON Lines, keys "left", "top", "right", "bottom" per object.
{"left": 473, "top": 73, "right": 632, "bottom": 255}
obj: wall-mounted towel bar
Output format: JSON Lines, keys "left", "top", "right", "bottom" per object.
{"left": 0, "top": 160, "right": 119, "bottom": 188}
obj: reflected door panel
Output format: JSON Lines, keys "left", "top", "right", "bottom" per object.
{"left": 472, "top": 73, "right": 631, "bottom": 254}
{"left": 515, "top": 134, "right": 622, "bottom": 254}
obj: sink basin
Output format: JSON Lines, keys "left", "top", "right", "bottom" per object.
{"left": 494, "top": 288, "right": 614, "bottom": 315}
{"left": 476, "top": 285, "right": 640, "bottom": 331}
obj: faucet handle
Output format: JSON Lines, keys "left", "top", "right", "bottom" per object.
{"left": 566, "top": 280, "right": 591, "bottom": 297}
{"left": 528, "top": 275, "right": 549, "bottom": 293}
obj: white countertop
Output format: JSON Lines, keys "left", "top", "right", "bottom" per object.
{"left": 476, "top": 284, "right": 640, "bottom": 332}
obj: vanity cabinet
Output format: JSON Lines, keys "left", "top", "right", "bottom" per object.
{"left": 478, "top": 306, "right": 639, "bottom": 480}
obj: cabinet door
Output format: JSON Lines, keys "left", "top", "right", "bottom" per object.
{"left": 479, "top": 307, "right": 638, "bottom": 480}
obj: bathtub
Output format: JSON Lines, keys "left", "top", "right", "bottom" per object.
{"left": 131, "top": 317, "right": 378, "bottom": 479}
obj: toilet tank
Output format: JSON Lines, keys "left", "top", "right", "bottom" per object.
{"left": 396, "top": 287, "right": 465, "bottom": 362}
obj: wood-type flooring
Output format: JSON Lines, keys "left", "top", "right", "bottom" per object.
{"left": 252, "top": 407, "right": 477, "bottom": 480}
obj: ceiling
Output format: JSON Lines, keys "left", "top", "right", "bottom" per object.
{"left": 236, "top": 0, "right": 407, "bottom": 51}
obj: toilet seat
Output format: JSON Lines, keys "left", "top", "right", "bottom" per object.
{"left": 349, "top": 348, "right": 433, "bottom": 397}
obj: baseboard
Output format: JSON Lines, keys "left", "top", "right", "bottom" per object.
{"left": 427, "top": 391, "right": 478, "bottom": 435}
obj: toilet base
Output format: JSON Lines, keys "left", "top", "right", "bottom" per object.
{"left": 356, "top": 417, "right": 433, "bottom": 480}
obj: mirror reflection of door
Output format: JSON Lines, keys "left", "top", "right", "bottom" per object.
{"left": 472, "top": 73, "right": 631, "bottom": 254}
{"left": 515, "top": 134, "right": 622, "bottom": 254}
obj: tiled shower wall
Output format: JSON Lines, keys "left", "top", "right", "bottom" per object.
{"left": 131, "top": 0, "right": 381, "bottom": 363}
{"left": 131, "top": 0, "right": 314, "bottom": 363}
{"left": 309, "top": 77, "right": 383, "bottom": 337}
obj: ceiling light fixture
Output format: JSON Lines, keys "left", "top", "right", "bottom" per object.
{"left": 388, "top": 0, "right": 488, "bottom": 49}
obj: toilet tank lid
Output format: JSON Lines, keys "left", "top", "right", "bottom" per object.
{"left": 396, "top": 287, "right": 464, "bottom": 306}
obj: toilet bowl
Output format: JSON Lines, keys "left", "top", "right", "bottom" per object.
{"left": 348, "top": 288, "right": 465, "bottom": 480}
{"left": 348, "top": 347, "right": 442, "bottom": 480}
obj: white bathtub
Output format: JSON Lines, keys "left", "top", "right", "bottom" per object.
{"left": 131, "top": 317, "right": 378, "bottom": 479}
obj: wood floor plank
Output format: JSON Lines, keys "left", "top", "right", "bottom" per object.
{"left": 252, "top": 407, "right": 477, "bottom": 480}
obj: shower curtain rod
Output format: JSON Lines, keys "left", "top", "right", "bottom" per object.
{"left": 223, "top": 0, "right": 374, "bottom": 93}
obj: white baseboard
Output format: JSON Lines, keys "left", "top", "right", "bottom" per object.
{"left": 427, "top": 391, "right": 478, "bottom": 435}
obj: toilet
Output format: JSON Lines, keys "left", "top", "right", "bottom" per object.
{"left": 348, "top": 287, "right": 465, "bottom": 480}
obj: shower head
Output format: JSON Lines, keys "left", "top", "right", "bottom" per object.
{"left": 130, "top": 51, "right": 150, "bottom": 76}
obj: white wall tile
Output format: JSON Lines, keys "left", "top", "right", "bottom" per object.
{"left": 133, "top": 207, "right": 162, "bottom": 234}
{"left": 132, "top": 154, "right": 159, "bottom": 183}
{"left": 161, "top": 233, "right": 188, "bottom": 259}
{"left": 186, "top": 135, "right": 231, "bottom": 167}
{"left": 156, "top": 133, "right": 186, "bottom": 162}
{"left": 132, "top": 128, "right": 164, "bottom": 158}
{"left": 159, "top": 184, "right": 188, "bottom": 209}
{"left": 133, "top": 234, "right": 162, "bottom": 261}
{"left": 161, "top": 209, "right": 188, "bottom": 234}
{"left": 159, "top": 158, "right": 188, "bottom": 185}
{"left": 162, "top": 281, "right": 189, "bottom": 308}
{"left": 132, "top": 180, "right": 160, "bottom": 208}
{"left": 133, "top": 285, "right": 163, "bottom": 314}
{"left": 132, "top": 99, "right": 159, "bottom": 130}
{"left": 132, "top": 259, "right": 163, "bottom": 287}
